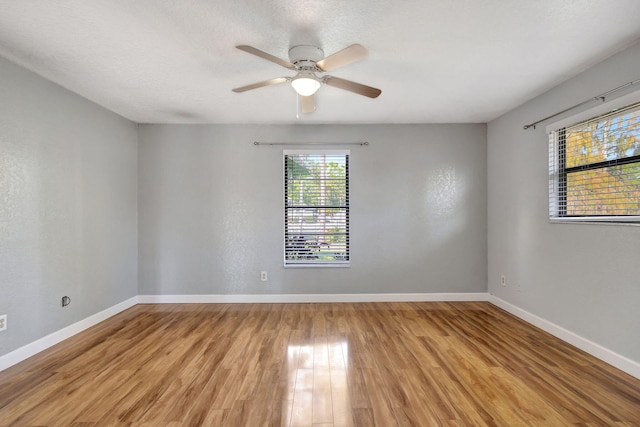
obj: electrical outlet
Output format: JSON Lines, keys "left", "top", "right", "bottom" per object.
{"left": 260, "top": 271, "right": 268, "bottom": 282}
{"left": 0, "top": 314, "right": 7, "bottom": 331}
{"left": 501, "top": 275, "right": 506, "bottom": 286}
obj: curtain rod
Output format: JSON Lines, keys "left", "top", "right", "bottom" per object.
{"left": 253, "top": 141, "right": 368, "bottom": 146}
{"left": 523, "top": 78, "right": 640, "bottom": 130}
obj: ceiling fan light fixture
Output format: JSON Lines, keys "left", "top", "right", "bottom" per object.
{"left": 291, "top": 72, "right": 321, "bottom": 96}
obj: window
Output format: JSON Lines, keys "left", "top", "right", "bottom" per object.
{"left": 549, "top": 102, "right": 640, "bottom": 222}
{"left": 284, "top": 150, "right": 350, "bottom": 266}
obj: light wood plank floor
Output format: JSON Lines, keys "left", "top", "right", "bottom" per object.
{"left": 1, "top": 302, "right": 639, "bottom": 426}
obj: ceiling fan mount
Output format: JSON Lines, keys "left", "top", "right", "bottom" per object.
{"left": 288, "top": 45, "right": 324, "bottom": 67}
{"left": 232, "top": 43, "right": 381, "bottom": 114}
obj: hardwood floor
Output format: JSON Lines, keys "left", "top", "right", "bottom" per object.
{"left": 1, "top": 302, "right": 639, "bottom": 426}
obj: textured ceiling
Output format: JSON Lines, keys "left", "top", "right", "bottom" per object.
{"left": 1, "top": 0, "right": 639, "bottom": 124}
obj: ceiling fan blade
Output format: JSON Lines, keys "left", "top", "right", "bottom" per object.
{"left": 316, "top": 44, "right": 368, "bottom": 72}
{"left": 236, "top": 45, "right": 296, "bottom": 70}
{"left": 323, "top": 76, "right": 381, "bottom": 98}
{"left": 300, "top": 94, "right": 316, "bottom": 113}
{"left": 232, "top": 77, "right": 289, "bottom": 93}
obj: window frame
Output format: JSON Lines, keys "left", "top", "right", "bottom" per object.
{"left": 548, "top": 101, "right": 640, "bottom": 225}
{"left": 283, "top": 149, "right": 351, "bottom": 267}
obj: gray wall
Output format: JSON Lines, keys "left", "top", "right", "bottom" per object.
{"left": 0, "top": 56, "right": 138, "bottom": 356}
{"left": 138, "top": 124, "right": 487, "bottom": 295}
{"left": 488, "top": 42, "right": 640, "bottom": 363}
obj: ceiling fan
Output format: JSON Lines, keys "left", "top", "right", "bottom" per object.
{"left": 232, "top": 44, "right": 382, "bottom": 113}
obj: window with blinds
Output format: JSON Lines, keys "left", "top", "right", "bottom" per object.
{"left": 284, "top": 150, "right": 350, "bottom": 266}
{"left": 549, "top": 102, "right": 640, "bottom": 222}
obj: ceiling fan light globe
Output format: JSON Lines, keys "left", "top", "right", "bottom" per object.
{"left": 291, "top": 77, "right": 321, "bottom": 96}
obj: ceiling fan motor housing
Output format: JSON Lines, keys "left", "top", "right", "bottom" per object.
{"left": 288, "top": 45, "right": 324, "bottom": 68}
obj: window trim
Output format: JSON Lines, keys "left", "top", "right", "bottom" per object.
{"left": 548, "top": 98, "right": 640, "bottom": 224}
{"left": 283, "top": 149, "right": 351, "bottom": 267}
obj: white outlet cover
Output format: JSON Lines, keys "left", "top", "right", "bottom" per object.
{"left": 0, "top": 314, "right": 6, "bottom": 331}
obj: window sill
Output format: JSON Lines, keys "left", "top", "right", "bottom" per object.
{"left": 284, "top": 262, "right": 350, "bottom": 268}
{"left": 549, "top": 216, "right": 640, "bottom": 226}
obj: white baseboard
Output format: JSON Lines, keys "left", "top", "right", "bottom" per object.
{"left": 0, "top": 296, "right": 139, "bottom": 372}
{"left": 489, "top": 295, "right": 640, "bottom": 380}
{"left": 138, "top": 292, "right": 490, "bottom": 304}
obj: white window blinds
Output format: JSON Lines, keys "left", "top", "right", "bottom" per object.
{"left": 549, "top": 102, "right": 640, "bottom": 221}
{"left": 284, "top": 150, "right": 350, "bottom": 266}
